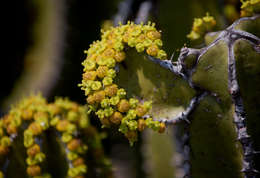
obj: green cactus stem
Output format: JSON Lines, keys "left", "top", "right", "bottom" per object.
{"left": 147, "top": 15, "right": 260, "bottom": 177}
{"left": 188, "top": 15, "right": 259, "bottom": 177}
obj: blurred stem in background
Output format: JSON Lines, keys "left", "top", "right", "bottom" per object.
{"left": 2, "top": 0, "right": 66, "bottom": 111}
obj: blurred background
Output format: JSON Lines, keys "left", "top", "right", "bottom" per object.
{"left": 2, "top": 0, "right": 241, "bottom": 177}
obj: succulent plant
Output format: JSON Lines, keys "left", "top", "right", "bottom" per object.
{"left": 79, "top": 5, "right": 260, "bottom": 178}
{"left": 0, "top": 95, "right": 112, "bottom": 178}
{"left": 2, "top": 1, "right": 260, "bottom": 178}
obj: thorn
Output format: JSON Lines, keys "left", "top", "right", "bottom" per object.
{"left": 236, "top": 135, "right": 250, "bottom": 142}
{"left": 170, "top": 51, "right": 175, "bottom": 61}
{"left": 181, "top": 115, "right": 190, "bottom": 124}
{"left": 245, "top": 150, "right": 260, "bottom": 156}
{"left": 241, "top": 168, "right": 259, "bottom": 173}
{"left": 253, "top": 150, "right": 260, "bottom": 154}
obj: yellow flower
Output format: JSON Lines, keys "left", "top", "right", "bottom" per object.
{"left": 80, "top": 21, "right": 168, "bottom": 144}
{"left": 187, "top": 13, "right": 216, "bottom": 40}
{"left": 91, "top": 81, "right": 102, "bottom": 91}
{"left": 102, "top": 77, "right": 113, "bottom": 86}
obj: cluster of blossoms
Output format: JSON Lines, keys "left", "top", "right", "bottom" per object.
{"left": 187, "top": 13, "right": 216, "bottom": 40}
{"left": 0, "top": 95, "right": 112, "bottom": 178}
{"left": 80, "top": 21, "right": 167, "bottom": 145}
{"left": 240, "top": 0, "right": 260, "bottom": 17}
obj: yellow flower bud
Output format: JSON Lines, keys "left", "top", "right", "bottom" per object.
{"left": 56, "top": 120, "right": 70, "bottom": 132}
{"left": 123, "top": 32, "right": 130, "bottom": 43}
{"left": 67, "top": 151, "right": 78, "bottom": 161}
{"left": 117, "top": 99, "right": 130, "bottom": 113}
{"left": 93, "top": 90, "right": 106, "bottom": 103}
{"left": 84, "top": 60, "right": 96, "bottom": 71}
{"left": 109, "top": 112, "right": 123, "bottom": 125}
{"left": 24, "top": 130, "right": 34, "bottom": 148}
{"left": 159, "top": 122, "right": 166, "bottom": 133}
{"left": 91, "top": 81, "right": 102, "bottom": 91}
{"left": 147, "top": 30, "right": 161, "bottom": 40}
{"left": 104, "top": 84, "right": 118, "bottom": 97}
{"left": 103, "top": 48, "right": 115, "bottom": 58}
{"left": 27, "top": 144, "right": 41, "bottom": 157}
{"left": 67, "top": 139, "right": 81, "bottom": 151}
{"left": 136, "top": 43, "right": 145, "bottom": 52}
{"left": 73, "top": 157, "right": 85, "bottom": 167}
{"left": 7, "top": 125, "right": 17, "bottom": 135}
{"left": 87, "top": 95, "right": 95, "bottom": 105}
{"left": 100, "top": 117, "right": 111, "bottom": 127}
{"left": 28, "top": 122, "right": 43, "bottom": 135}
{"left": 136, "top": 105, "right": 148, "bottom": 117}
{"left": 146, "top": 44, "right": 159, "bottom": 57}
{"left": 102, "top": 77, "right": 113, "bottom": 86}
{"left": 48, "top": 104, "right": 61, "bottom": 115}
{"left": 83, "top": 71, "right": 97, "bottom": 81}
{"left": 1, "top": 136, "right": 11, "bottom": 147}
{"left": 125, "top": 130, "right": 137, "bottom": 145}
{"left": 61, "top": 133, "right": 73, "bottom": 143}
{"left": 138, "top": 119, "right": 146, "bottom": 131}
{"left": 114, "top": 51, "right": 126, "bottom": 62}
{"left": 157, "top": 49, "right": 167, "bottom": 59}
{"left": 27, "top": 165, "right": 41, "bottom": 176}
{"left": 96, "top": 55, "right": 107, "bottom": 66}
{"left": 96, "top": 66, "right": 108, "bottom": 78}
{"left": 106, "top": 58, "right": 116, "bottom": 68}
{"left": 0, "top": 145, "right": 9, "bottom": 155}
{"left": 137, "top": 34, "right": 146, "bottom": 43}
{"left": 107, "top": 69, "right": 116, "bottom": 78}
{"left": 21, "top": 109, "right": 33, "bottom": 120}
{"left": 109, "top": 96, "right": 120, "bottom": 106}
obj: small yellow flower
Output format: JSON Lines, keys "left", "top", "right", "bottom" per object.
{"left": 146, "top": 44, "right": 159, "bottom": 57}
{"left": 96, "top": 66, "right": 108, "bottom": 78}
{"left": 93, "top": 90, "right": 106, "bottom": 103}
{"left": 114, "top": 51, "right": 126, "bottom": 62}
{"left": 187, "top": 13, "right": 216, "bottom": 40}
{"left": 147, "top": 30, "right": 161, "bottom": 40}
{"left": 104, "top": 84, "right": 118, "bottom": 97}
{"left": 117, "top": 99, "right": 130, "bottom": 113}
{"left": 103, "top": 48, "right": 115, "bottom": 58}
{"left": 110, "top": 112, "right": 123, "bottom": 125}
{"left": 91, "top": 81, "right": 102, "bottom": 91}
{"left": 83, "top": 71, "right": 97, "bottom": 81}
{"left": 102, "top": 77, "right": 113, "bottom": 86}
{"left": 84, "top": 60, "right": 96, "bottom": 71}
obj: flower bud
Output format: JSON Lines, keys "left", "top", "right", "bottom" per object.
{"left": 110, "top": 112, "right": 123, "bottom": 125}
{"left": 27, "top": 165, "right": 41, "bottom": 176}
{"left": 27, "top": 144, "right": 41, "bottom": 157}
{"left": 117, "top": 99, "right": 130, "bottom": 113}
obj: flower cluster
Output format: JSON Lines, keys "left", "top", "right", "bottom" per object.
{"left": 240, "top": 0, "right": 260, "bottom": 17}
{"left": 187, "top": 13, "right": 216, "bottom": 40}
{"left": 80, "top": 21, "right": 167, "bottom": 145}
{"left": 0, "top": 95, "right": 111, "bottom": 178}
{"left": 49, "top": 98, "right": 89, "bottom": 178}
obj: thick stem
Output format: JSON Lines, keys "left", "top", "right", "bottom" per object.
{"left": 228, "top": 42, "right": 258, "bottom": 177}
{"left": 157, "top": 93, "right": 207, "bottom": 125}
{"left": 149, "top": 15, "right": 260, "bottom": 177}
